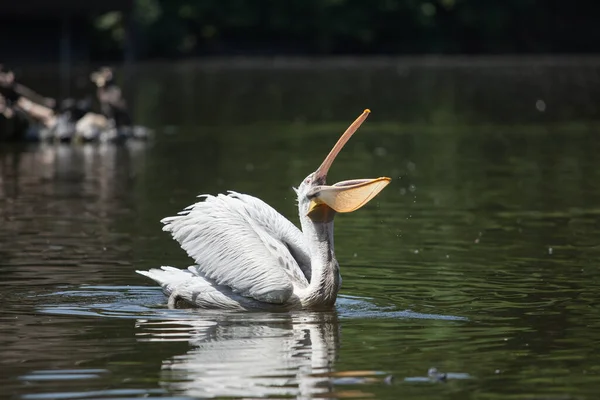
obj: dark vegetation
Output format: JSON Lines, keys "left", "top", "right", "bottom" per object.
{"left": 92, "top": 0, "right": 600, "bottom": 60}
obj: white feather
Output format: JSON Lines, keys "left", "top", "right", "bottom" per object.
{"left": 136, "top": 266, "right": 195, "bottom": 295}
{"left": 159, "top": 192, "right": 310, "bottom": 304}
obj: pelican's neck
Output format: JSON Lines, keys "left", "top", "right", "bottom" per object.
{"left": 299, "top": 212, "right": 341, "bottom": 308}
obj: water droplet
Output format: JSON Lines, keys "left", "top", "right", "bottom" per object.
{"left": 414, "top": 249, "right": 419, "bottom": 254}
{"left": 407, "top": 161, "right": 416, "bottom": 172}
{"left": 446, "top": 254, "right": 450, "bottom": 259}
{"left": 399, "top": 188, "right": 407, "bottom": 195}
{"left": 548, "top": 247, "right": 553, "bottom": 255}
{"left": 353, "top": 253, "right": 358, "bottom": 258}
{"left": 409, "top": 184, "right": 416, "bottom": 192}
{"left": 374, "top": 147, "right": 387, "bottom": 157}
{"left": 536, "top": 99, "right": 546, "bottom": 112}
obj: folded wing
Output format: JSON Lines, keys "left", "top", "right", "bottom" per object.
{"left": 161, "top": 193, "right": 309, "bottom": 304}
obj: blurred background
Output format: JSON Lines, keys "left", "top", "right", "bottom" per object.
{"left": 3, "top": 2, "right": 600, "bottom": 399}
{"left": 2, "top": 0, "right": 600, "bottom": 61}
{"left": 2, "top": 0, "right": 600, "bottom": 138}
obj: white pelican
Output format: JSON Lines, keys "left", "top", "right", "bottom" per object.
{"left": 137, "top": 109, "right": 390, "bottom": 311}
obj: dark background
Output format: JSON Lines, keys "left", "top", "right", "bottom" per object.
{"left": 1, "top": 0, "right": 599, "bottom": 63}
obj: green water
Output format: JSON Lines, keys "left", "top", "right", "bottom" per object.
{"left": 1, "top": 60, "right": 600, "bottom": 399}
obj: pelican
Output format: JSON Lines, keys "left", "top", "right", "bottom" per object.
{"left": 137, "top": 109, "right": 390, "bottom": 311}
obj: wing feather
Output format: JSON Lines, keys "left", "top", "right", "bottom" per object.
{"left": 161, "top": 193, "right": 309, "bottom": 304}
{"left": 225, "top": 191, "right": 312, "bottom": 281}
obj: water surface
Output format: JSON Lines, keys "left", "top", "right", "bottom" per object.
{"left": 2, "top": 60, "right": 600, "bottom": 399}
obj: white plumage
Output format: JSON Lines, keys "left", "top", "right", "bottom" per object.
{"left": 162, "top": 192, "right": 308, "bottom": 303}
{"left": 137, "top": 110, "right": 390, "bottom": 311}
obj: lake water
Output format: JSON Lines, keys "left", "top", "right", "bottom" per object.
{"left": 2, "top": 59, "right": 600, "bottom": 399}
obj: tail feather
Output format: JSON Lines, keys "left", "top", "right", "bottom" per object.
{"left": 136, "top": 266, "right": 193, "bottom": 295}
{"left": 137, "top": 265, "right": 265, "bottom": 310}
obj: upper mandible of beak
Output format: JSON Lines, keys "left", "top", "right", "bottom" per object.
{"left": 313, "top": 109, "right": 371, "bottom": 183}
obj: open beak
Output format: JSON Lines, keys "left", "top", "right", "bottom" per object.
{"left": 308, "top": 109, "right": 391, "bottom": 216}
{"left": 308, "top": 177, "right": 391, "bottom": 214}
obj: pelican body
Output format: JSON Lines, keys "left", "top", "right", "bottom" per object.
{"left": 137, "top": 110, "right": 390, "bottom": 311}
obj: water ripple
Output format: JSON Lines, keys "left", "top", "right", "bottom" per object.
{"left": 37, "top": 285, "right": 467, "bottom": 323}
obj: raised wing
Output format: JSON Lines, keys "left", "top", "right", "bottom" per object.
{"left": 224, "top": 191, "right": 312, "bottom": 281}
{"left": 161, "top": 192, "right": 309, "bottom": 304}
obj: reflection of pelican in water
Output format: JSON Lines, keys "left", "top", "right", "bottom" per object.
{"left": 135, "top": 312, "right": 378, "bottom": 398}
{"left": 137, "top": 110, "right": 390, "bottom": 311}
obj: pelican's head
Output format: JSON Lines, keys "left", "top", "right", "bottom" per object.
{"left": 296, "top": 109, "right": 391, "bottom": 222}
